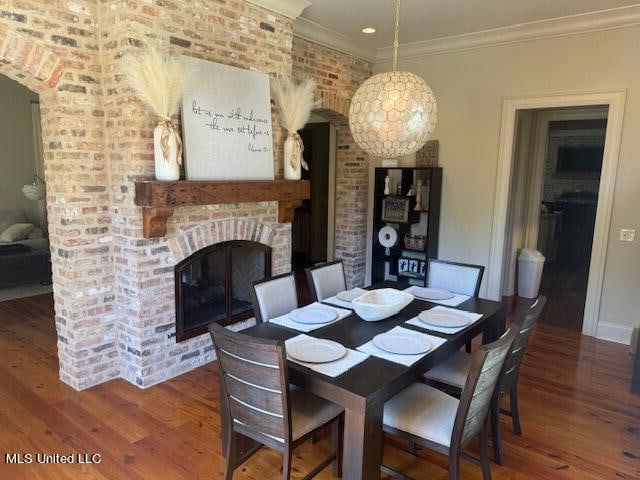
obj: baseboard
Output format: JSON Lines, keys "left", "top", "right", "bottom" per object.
{"left": 595, "top": 322, "right": 634, "bottom": 345}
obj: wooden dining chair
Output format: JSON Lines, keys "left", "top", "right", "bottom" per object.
{"left": 423, "top": 296, "right": 547, "bottom": 464}
{"left": 426, "top": 259, "right": 484, "bottom": 297}
{"left": 305, "top": 260, "right": 347, "bottom": 302}
{"left": 251, "top": 272, "right": 298, "bottom": 323}
{"left": 427, "top": 259, "right": 485, "bottom": 352}
{"left": 382, "top": 329, "right": 516, "bottom": 480}
{"left": 209, "top": 323, "right": 344, "bottom": 480}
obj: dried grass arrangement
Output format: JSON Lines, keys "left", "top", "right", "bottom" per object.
{"left": 270, "top": 77, "right": 318, "bottom": 180}
{"left": 123, "top": 44, "right": 188, "bottom": 180}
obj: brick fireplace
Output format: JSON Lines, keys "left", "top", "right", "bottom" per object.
{"left": 0, "top": 0, "right": 372, "bottom": 390}
{"left": 175, "top": 239, "right": 271, "bottom": 341}
{"left": 119, "top": 218, "right": 287, "bottom": 388}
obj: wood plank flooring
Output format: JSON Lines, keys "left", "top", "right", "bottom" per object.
{"left": 538, "top": 261, "right": 589, "bottom": 331}
{"left": 0, "top": 294, "right": 638, "bottom": 479}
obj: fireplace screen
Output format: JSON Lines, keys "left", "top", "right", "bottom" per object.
{"left": 175, "top": 240, "right": 271, "bottom": 341}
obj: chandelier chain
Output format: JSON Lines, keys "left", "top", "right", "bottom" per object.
{"left": 392, "top": 0, "right": 400, "bottom": 71}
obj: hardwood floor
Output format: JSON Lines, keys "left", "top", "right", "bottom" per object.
{"left": 538, "top": 260, "right": 589, "bottom": 332}
{"left": 0, "top": 294, "right": 638, "bottom": 479}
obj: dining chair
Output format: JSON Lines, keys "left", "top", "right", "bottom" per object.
{"left": 382, "top": 328, "right": 516, "bottom": 480}
{"left": 251, "top": 272, "right": 298, "bottom": 323}
{"left": 209, "top": 323, "right": 344, "bottom": 480}
{"left": 423, "top": 296, "right": 547, "bottom": 464}
{"left": 305, "top": 260, "right": 347, "bottom": 302}
{"left": 427, "top": 259, "right": 485, "bottom": 352}
{"left": 426, "top": 259, "right": 484, "bottom": 297}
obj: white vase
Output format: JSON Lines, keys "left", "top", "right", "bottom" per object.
{"left": 414, "top": 180, "right": 423, "bottom": 211}
{"left": 283, "top": 134, "right": 301, "bottom": 180}
{"left": 153, "top": 122, "right": 180, "bottom": 181}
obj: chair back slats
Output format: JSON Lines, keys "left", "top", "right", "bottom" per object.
{"left": 209, "top": 323, "right": 291, "bottom": 445}
{"left": 306, "top": 261, "right": 347, "bottom": 301}
{"left": 252, "top": 273, "right": 298, "bottom": 323}
{"left": 426, "top": 259, "right": 484, "bottom": 297}
{"left": 224, "top": 373, "right": 284, "bottom": 417}
{"left": 216, "top": 331, "right": 284, "bottom": 365}
{"left": 233, "top": 421, "right": 286, "bottom": 451}
{"left": 217, "top": 349, "right": 283, "bottom": 392}
{"left": 453, "top": 329, "right": 516, "bottom": 446}
{"left": 501, "top": 296, "right": 547, "bottom": 391}
{"left": 229, "top": 396, "right": 286, "bottom": 441}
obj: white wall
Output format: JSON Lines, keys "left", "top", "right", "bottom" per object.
{"left": 0, "top": 75, "right": 42, "bottom": 227}
{"left": 374, "top": 26, "right": 640, "bottom": 339}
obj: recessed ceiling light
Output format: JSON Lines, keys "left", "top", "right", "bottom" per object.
{"left": 361, "top": 27, "right": 376, "bottom": 34}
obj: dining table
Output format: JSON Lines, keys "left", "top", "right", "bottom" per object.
{"left": 226, "top": 281, "right": 507, "bottom": 480}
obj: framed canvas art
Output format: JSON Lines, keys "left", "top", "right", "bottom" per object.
{"left": 181, "top": 56, "right": 274, "bottom": 180}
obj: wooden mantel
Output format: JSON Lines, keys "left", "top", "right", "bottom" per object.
{"left": 134, "top": 179, "right": 310, "bottom": 238}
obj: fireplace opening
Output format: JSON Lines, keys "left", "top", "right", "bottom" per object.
{"left": 175, "top": 240, "right": 272, "bottom": 342}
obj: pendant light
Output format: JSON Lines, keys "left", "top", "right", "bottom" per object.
{"left": 349, "top": 0, "right": 437, "bottom": 158}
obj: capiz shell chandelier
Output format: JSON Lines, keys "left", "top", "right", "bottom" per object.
{"left": 349, "top": 0, "right": 437, "bottom": 158}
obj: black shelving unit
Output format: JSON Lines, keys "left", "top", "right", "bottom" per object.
{"left": 371, "top": 167, "right": 442, "bottom": 287}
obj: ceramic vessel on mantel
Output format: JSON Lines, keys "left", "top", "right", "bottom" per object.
{"left": 283, "top": 134, "right": 301, "bottom": 180}
{"left": 153, "top": 121, "right": 181, "bottom": 181}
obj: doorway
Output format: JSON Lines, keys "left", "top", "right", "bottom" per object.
{"left": 291, "top": 115, "right": 337, "bottom": 304}
{"left": 503, "top": 107, "right": 607, "bottom": 330}
{"left": 0, "top": 74, "right": 51, "bottom": 302}
{"left": 488, "top": 90, "right": 625, "bottom": 337}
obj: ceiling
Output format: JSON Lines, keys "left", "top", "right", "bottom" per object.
{"left": 299, "top": 0, "right": 640, "bottom": 49}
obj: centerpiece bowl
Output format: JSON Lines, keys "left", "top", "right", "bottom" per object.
{"left": 351, "top": 288, "right": 413, "bottom": 322}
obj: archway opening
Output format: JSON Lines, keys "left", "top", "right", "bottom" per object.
{"left": 0, "top": 73, "right": 51, "bottom": 300}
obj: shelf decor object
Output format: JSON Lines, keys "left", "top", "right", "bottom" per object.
{"left": 123, "top": 44, "right": 188, "bottom": 181}
{"left": 271, "top": 77, "right": 318, "bottom": 180}
{"left": 414, "top": 179, "right": 424, "bottom": 210}
{"left": 378, "top": 226, "right": 398, "bottom": 248}
{"left": 404, "top": 234, "right": 426, "bottom": 251}
{"left": 398, "top": 257, "right": 425, "bottom": 280}
{"left": 381, "top": 197, "right": 411, "bottom": 222}
{"left": 348, "top": 0, "right": 437, "bottom": 159}
{"left": 416, "top": 140, "right": 439, "bottom": 167}
{"left": 398, "top": 256, "right": 410, "bottom": 274}
{"left": 134, "top": 179, "right": 309, "bottom": 238}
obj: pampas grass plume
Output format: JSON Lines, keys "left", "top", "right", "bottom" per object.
{"left": 271, "top": 77, "right": 318, "bottom": 133}
{"left": 123, "top": 44, "right": 186, "bottom": 119}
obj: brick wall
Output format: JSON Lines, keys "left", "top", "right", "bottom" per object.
{"left": 0, "top": 1, "right": 372, "bottom": 389}
{"left": 0, "top": 1, "right": 117, "bottom": 390}
{"left": 292, "top": 37, "right": 371, "bottom": 287}
{"left": 99, "top": 0, "right": 294, "bottom": 388}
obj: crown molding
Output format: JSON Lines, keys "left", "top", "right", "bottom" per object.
{"left": 293, "top": 16, "right": 377, "bottom": 63}
{"left": 247, "top": 0, "right": 311, "bottom": 19}
{"left": 375, "top": 5, "right": 640, "bottom": 63}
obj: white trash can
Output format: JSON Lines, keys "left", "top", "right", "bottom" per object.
{"left": 517, "top": 248, "right": 545, "bottom": 298}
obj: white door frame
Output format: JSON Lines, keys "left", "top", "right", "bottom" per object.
{"left": 487, "top": 90, "right": 626, "bottom": 337}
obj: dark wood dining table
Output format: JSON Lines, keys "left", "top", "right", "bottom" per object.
{"left": 233, "top": 281, "right": 507, "bottom": 480}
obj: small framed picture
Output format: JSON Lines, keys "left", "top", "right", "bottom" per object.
{"left": 419, "top": 261, "right": 426, "bottom": 278}
{"left": 381, "top": 197, "right": 410, "bottom": 222}
{"left": 398, "top": 257, "right": 410, "bottom": 273}
{"left": 408, "top": 259, "right": 419, "bottom": 274}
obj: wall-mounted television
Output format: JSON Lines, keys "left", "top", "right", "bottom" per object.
{"left": 556, "top": 146, "right": 603, "bottom": 174}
